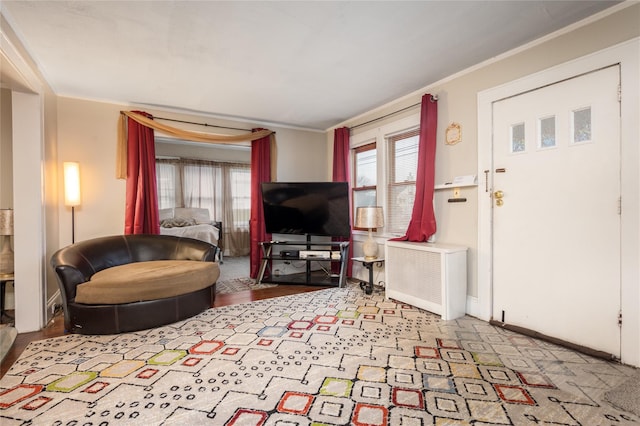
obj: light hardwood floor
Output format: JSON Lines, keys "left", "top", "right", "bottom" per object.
{"left": 0, "top": 285, "right": 327, "bottom": 379}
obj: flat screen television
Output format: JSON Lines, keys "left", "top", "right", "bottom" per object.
{"left": 261, "top": 182, "right": 351, "bottom": 238}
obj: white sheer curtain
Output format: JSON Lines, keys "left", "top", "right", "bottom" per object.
{"left": 156, "top": 160, "right": 182, "bottom": 209}
{"left": 182, "top": 161, "right": 222, "bottom": 216}
{"left": 224, "top": 164, "right": 251, "bottom": 255}
{"left": 155, "top": 158, "right": 250, "bottom": 255}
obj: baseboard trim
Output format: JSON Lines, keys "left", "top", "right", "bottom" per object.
{"left": 46, "top": 290, "right": 61, "bottom": 323}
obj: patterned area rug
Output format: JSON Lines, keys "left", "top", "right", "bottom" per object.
{"left": 215, "top": 277, "right": 277, "bottom": 294}
{"left": 604, "top": 369, "right": 640, "bottom": 417}
{"left": 0, "top": 284, "right": 638, "bottom": 425}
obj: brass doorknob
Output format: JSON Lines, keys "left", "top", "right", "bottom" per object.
{"left": 494, "top": 190, "right": 504, "bottom": 206}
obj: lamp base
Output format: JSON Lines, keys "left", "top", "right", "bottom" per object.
{"left": 362, "top": 235, "right": 378, "bottom": 260}
{"left": 0, "top": 235, "right": 14, "bottom": 276}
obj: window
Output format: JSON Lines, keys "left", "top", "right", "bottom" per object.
{"left": 182, "top": 162, "right": 220, "bottom": 214}
{"left": 156, "top": 158, "right": 251, "bottom": 250}
{"left": 387, "top": 129, "right": 419, "bottom": 234}
{"left": 538, "top": 116, "right": 556, "bottom": 149}
{"left": 510, "top": 122, "right": 525, "bottom": 153}
{"left": 572, "top": 106, "right": 592, "bottom": 144}
{"left": 349, "top": 112, "right": 421, "bottom": 237}
{"left": 352, "top": 143, "right": 377, "bottom": 225}
{"left": 156, "top": 161, "right": 178, "bottom": 209}
{"left": 228, "top": 166, "right": 251, "bottom": 230}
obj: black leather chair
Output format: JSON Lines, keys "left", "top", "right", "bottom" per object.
{"left": 51, "top": 234, "right": 218, "bottom": 335}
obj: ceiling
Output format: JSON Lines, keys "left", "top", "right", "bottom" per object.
{"left": 1, "top": 1, "right": 621, "bottom": 130}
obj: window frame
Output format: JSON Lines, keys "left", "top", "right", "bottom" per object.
{"left": 386, "top": 127, "right": 420, "bottom": 234}
{"left": 349, "top": 112, "right": 421, "bottom": 238}
{"left": 352, "top": 142, "right": 378, "bottom": 230}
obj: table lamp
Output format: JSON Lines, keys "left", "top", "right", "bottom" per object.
{"left": 0, "top": 208, "right": 14, "bottom": 276}
{"left": 355, "top": 206, "right": 384, "bottom": 260}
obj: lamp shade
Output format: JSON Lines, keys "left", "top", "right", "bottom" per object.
{"left": 0, "top": 209, "right": 13, "bottom": 236}
{"left": 63, "top": 162, "right": 81, "bottom": 207}
{"left": 355, "top": 206, "right": 384, "bottom": 229}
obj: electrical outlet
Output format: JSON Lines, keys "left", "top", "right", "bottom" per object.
{"left": 453, "top": 187, "right": 461, "bottom": 198}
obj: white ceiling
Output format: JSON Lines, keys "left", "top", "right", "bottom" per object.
{"left": 1, "top": 1, "right": 621, "bottom": 130}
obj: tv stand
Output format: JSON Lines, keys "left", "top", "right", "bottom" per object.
{"left": 257, "top": 239, "right": 350, "bottom": 287}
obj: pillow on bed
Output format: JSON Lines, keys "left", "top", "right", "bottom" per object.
{"left": 160, "top": 217, "right": 197, "bottom": 228}
{"left": 175, "top": 207, "right": 211, "bottom": 224}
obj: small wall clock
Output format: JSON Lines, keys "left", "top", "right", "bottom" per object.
{"left": 445, "top": 122, "right": 462, "bottom": 145}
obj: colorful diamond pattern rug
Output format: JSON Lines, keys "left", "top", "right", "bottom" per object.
{"left": 0, "top": 284, "right": 638, "bottom": 425}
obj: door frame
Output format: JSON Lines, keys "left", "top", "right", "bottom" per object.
{"left": 476, "top": 38, "right": 640, "bottom": 366}
{"left": 1, "top": 19, "right": 48, "bottom": 332}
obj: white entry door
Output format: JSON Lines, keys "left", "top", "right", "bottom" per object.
{"left": 492, "top": 65, "right": 621, "bottom": 357}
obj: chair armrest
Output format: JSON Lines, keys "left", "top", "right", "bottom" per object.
{"left": 52, "top": 265, "right": 89, "bottom": 302}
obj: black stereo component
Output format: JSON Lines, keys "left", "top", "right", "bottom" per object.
{"left": 280, "top": 250, "right": 299, "bottom": 258}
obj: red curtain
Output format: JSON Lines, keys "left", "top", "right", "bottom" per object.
{"left": 332, "top": 127, "right": 354, "bottom": 276}
{"left": 249, "top": 130, "right": 272, "bottom": 278}
{"left": 394, "top": 94, "right": 438, "bottom": 241}
{"left": 124, "top": 111, "right": 160, "bottom": 235}
{"left": 332, "top": 127, "right": 350, "bottom": 182}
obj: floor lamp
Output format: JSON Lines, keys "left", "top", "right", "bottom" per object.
{"left": 63, "top": 162, "right": 81, "bottom": 243}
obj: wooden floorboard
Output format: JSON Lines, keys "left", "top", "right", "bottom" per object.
{"left": 0, "top": 285, "right": 328, "bottom": 379}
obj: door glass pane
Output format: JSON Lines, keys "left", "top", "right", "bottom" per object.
{"left": 539, "top": 116, "right": 556, "bottom": 148}
{"left": 510, "top": 123, "right": 525, "bottom": 153}
{"left": 573, "top": 107, "right": 592, "bottom": 143}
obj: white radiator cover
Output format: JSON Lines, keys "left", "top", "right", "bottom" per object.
{"left": 385, "top": 241, "right": 467, "bottom": 320}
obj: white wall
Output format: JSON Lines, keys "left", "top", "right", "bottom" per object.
{"left": 56, "top": 99, "right": 125, "bottom": 243}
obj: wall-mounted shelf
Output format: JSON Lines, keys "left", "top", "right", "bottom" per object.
{"left": 436, "top": 175, "right": 477, "bottom": 203}
{"left": 435, "top": 175, "right": 478, "bottom": 190}
{"left": 435, "top": 183, "right": 477, "bottom": 190}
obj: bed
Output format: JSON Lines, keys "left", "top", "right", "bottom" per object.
{"left": 159, "top": 207, "right": 223, "bottom": 262}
